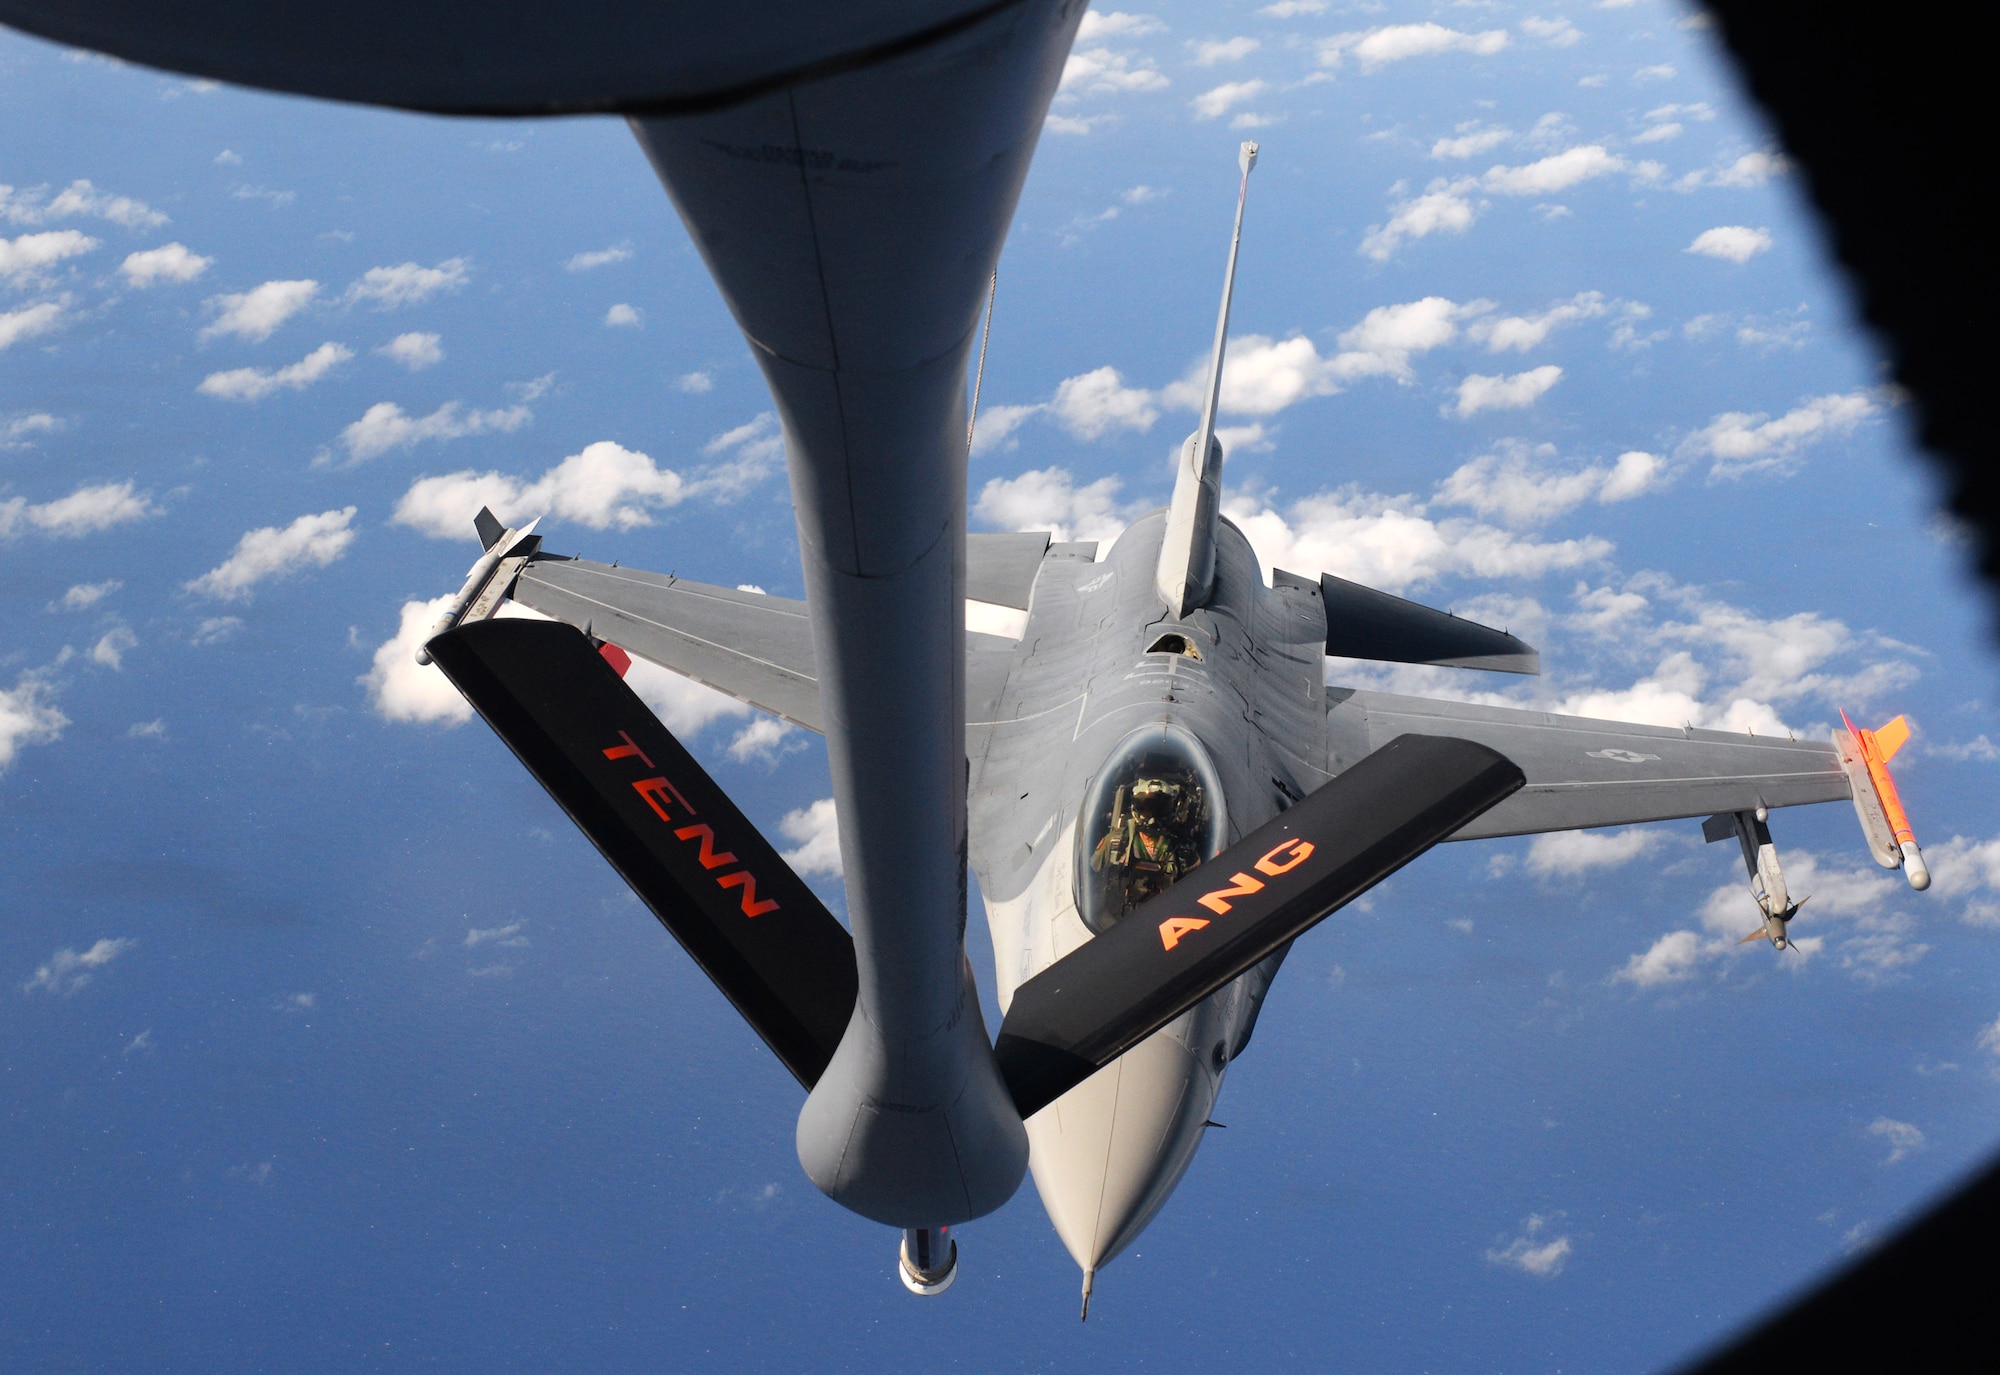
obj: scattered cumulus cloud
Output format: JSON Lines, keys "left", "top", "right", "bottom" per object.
{"left": 604, "top": 303, "right": 642, "bottom": 327}
{"left": 333, "top": 398, "right": 531, "bottom": 463}
{"left": 1527, "top": 828, "right": 1663, "bottom": 877}
{"left": 727, "top": 716, "right": 800, "bottom": 764}
{"left": 191, "top": 616, "right": 242, "bottom": 645}
{"left": 1450, "top": 365, "right": 1563, "bottom": 418}
{"left": 0, "top": 672, "right": 68, "bottom": 770}
{"left": 565, "top": 243, "right": 632, "bottom": 272}
{"left": 1681, "top": 391, "right": 1878, "bottom": 478}
{"left": 1191, "top": 37, "right": 1258, "bottom": 65}
{"left": 1438, "top": 444, "right": 1667, "bottom": 524}
{"left": 0, "top": 179, "right": 166, "bottom": 229}
{"left": 1, "top": 299, "right": 71, "bottom": 350}
{"left": 119, "top": 242, "right": 210, "bottom": 286}
{"left": 1, "top": 229, "right": 99, "bottom": 285}
{"left": 1363, "top": 148, "right": 1646, "bottom": 259}
{"left": 1191, "top": 80, "right": 1267, "bottom": 120}
{"left": 185, "top": 507, "right": 357, "bottom": 600}
{"left": 363, "top": 595, "right": 472, "bottom": 725}
{"left": 975, "top": 467, "right": 1148, "bottom": 545}
{"left": 779, "top": 798, "right": 843, "bottom": 877}
{"left": 677, "top": 371, "right": 713, "bottom": 393}
{"left": 198, "top": 341, "right": 352, "bottom": 401}
{"left": 53, "top": 580, "right": 120, "bottom": 611}
{"left": 1060, "top": 48, "right": 1169, "bottom": 95}
{"left": 1687, "top": 225, "right": 1772, "bottom": 263}
{"left": 1521, "top": 16, "right": 1582, "bottom": 47}
{"left": 1432, "top": 124, "right": 1513, "bottom": 159}
{"left": 3, "top": 411, "right": 60, "bottom": 447}
{"left": 1676, "top": 151, "right": 1784, "bottom": 191}
{"left": 1259, "top": 0, "right": 1324, "bottom": 13}
{"left": 380, "top": 331, "right": 443, "bottom": 370}
{"left": 1077, "top": 11, "right": 1164, "bottom": 41}
{"left": 201, "top": 279, "right": 317, "bottom": 341}
{"left": 0, "top": 481, "right": 159, "bottom": 539}
{"left": 345, "top": 258, "right": 468, "bottom": 309}
{"left": 1486, "top": 1215, "right": 1572, "bottom": 1276}
{"left": 89, "top": 626, "right": 137, "bottom": 670}
{"left": 393, "top": 441, "right": 686, "bottom": 537}
{"left": 1050, "top": 366, "right": 1159, "bottom": 438}
{"left": 1469, "top": 291, "right": 1613, "bottom": 350}
{"left": 1868, "top": 1117, "right": 1926, "bottom": 1165}
{"left": 23, "top": 938, "right": 133, "bottom": 995}
{"left": 1321, "top": 24, "right": 1510, "bottom": 71}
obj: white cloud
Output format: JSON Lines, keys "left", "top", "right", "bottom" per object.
{"left": 1451, "top": 365, "right": 1563, "bottom": 418}
{"left": 185, "top": 507, "right": 356, "bottom": 600}
{"left": 1634, "top": 63, "right": 1676, "bottom": 82}
{"left": 1045, "top": 113, "right": 1112, "bottom": 136}
{"left": 1614, "top": 929, "right": 1706, "bottom": 986}
{"left": 1050, "top": 366, "right": 1160, "bottom": 439}
{"left": 364, "top": 594, "right": 472, "bottom": 725}
{"left": 1869, "top": 1117, "right": 1926, "bottom": 1165}
{"left": 677, "top": 371, "right": 713, "bottom": 393}
{"left": 54, "top": 580, "right": 120, "bottom": 611}
{"left": 1486, "top": 1215, "right": 1572, "bottom": 1276}
{"left": 3, "top": 411, "right": 60, "bottom": 447}
{"left": 1676, "top": 151, "right": 1785, "bottom": 191}
{"left": 192, "top": 616, "right": 242, "bottom": 645}
{"left": 128, "top": 719, "right": 166, "bottom": 740}
{"left": 1321, "top": 24, "right": 1510, "bottom": 71}
{"left": 1527, "top": 828, "right": 1662, "bottom": 877}
{"left": 119, "top": 242, "right": 211, "bottom": 286}
{"left": 465, "top": 922, "right": 528, "bottom": 948}
{"left": 565, "top": 243, "right": 632, "bottom": 271}
{"left": 1687, "top": 225, "right": 1772, "bottom": 263}
{"left": 0, "top": 671, "right": 67, "bottom": 770}
{"left": 1468, "top": 291, "right": 1610, "bottom": 351}
{"left": 1682, "top": 391, "right": 1877, "bottom": 478}
{"left": 0, "top": 481, "right": 158, "bottom": 539}
{"left": 1060, "top": 48, "right": 1169, "bottom": 94}
{"left": 1431, "top": 124, "right": 1513, "bottom": 159}
{"left": 1360, "top": 180, "right": 1480, "bottom": 260}
{"left": 23, "top": 937, "right": 133, "bottom": 995}
{"left": 201, "top": 279, "right": 317, "bottom": 341}
{"left": 727, "top": 716, "right": 799, "bottom": 764}
{"left": 1978, "top": 1014, "right": 2000, "bottom": 1055}
{"left": 1259, "top": 0, "right": 1324, "bottom": 14}
{"left": 975, "top": 467, "right": 1148, "bottom": 545}
{"left": 604, "top": 303, "right": 642, "bottom": 327}
{"left": 970, "top": 401, "right": 1045, "bottom": 456}
{"left": 1225, "top": 487, "right": 1611, "bottom": 594}
{"left": 0, "top": 299, "right": 69, "bottom": 350}
{"left": 89, "top": 626, "right": 136, "bottom": 670}
{"left": 1077, "top": 11, "right": 1164, "bottom": 41}
{"left": 1191, "top": 80, "right": 1268, "bottom": 120}
{"left": 392, "top": 440, "right": 688, "bottom": 537}
{"left": 1, "top": 229, "right": 98, "bottom": 284}
{"left": 197, "top": 341, "right": 352, "bottom": 401}
{"left": 779, "top": 798, "right": 843, "bottom": 877}
{"left": 1191, "top": 37, "right": 1258, "bottom": 65}
{"left": 1439, "top": 445, "right": 1667, "bottom": 524}
{"left": 2, "top": 179, "right": 166, "bottom": 229}
{"left": 1483, "top": 145, "right": 1627, "bottom": 196}
{"left": 345, "top": 258, "right": 469, "bottom": 309}
{"left": 380, "top": 331, "right": 443, "bottom": 370}
{"left": 335, "top": 399, "right": 532, "bottom": 463}
{"left": 1521, "top": 16, "right": 1582, "bottom": 46}
{"left": 1634, "top": 122, "right": 1681, "bottom": 144}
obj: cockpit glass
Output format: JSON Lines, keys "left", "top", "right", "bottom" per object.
{"left": 1075, "top": 724, "right": 1227, "bottom": 934}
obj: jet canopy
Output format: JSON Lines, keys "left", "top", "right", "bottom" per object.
{"left": 1076, "top": 724, "right": 1227, "bottom": 934}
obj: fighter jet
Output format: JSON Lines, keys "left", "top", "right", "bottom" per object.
{"left": 5, "top": 0, "right": 1932, "bottom": 1310}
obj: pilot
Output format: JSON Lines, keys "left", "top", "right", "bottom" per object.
{"left": 1091, "top": 776, "right": 1199, "bottom": 913}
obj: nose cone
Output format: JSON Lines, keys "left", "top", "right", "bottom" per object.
{"left": 1025, "top": 1028, "right": 1218, "bottom": 1274}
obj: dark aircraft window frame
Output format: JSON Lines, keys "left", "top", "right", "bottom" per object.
{"left": 1075, "top": 724, "right": 1228, "bottom": 934}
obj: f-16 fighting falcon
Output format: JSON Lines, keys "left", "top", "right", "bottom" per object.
{"left": 3, "top": 0, "right": 1930, "bottom": 1311}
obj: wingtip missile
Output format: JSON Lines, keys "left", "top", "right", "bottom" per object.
{"left": 1839, "top": 710, "right": 1930, "bottom": 890}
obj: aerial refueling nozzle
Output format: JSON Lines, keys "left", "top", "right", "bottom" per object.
{"left": 898, "top": 1226, "right": 957, "bottom": 1296}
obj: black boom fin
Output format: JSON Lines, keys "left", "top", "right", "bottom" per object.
{"left": 994, "top": 734, "right": 1523, "bottom": 1119}
{"left": 425, "top": 617, "right": 857, "bottom": 1089}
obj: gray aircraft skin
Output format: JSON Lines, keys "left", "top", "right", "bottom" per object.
{"left": 8, "top": 0, "right": 1932, "bottom": 1300}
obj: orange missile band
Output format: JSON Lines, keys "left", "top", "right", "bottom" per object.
{"left": 1841, "top": 710, "right": 1916, "bottom": 846}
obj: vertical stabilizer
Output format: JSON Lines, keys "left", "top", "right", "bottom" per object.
{"left": 1157, "top": 141, "right": 1257, "bottom": 617}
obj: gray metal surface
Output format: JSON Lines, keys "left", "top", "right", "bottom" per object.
{"left": 1327, "top": 689, "right": 1850, "bottom": 840}
{"left": 628, "top": 0, "right": 1083, "bottom": 1226}
{"left": 0, "top": 0, "right": 1018, "bottom": 115}
{"left": 966, "top": 531, "right": 1051, "bottom": 609}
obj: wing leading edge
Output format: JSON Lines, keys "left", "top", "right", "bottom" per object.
{"left": 1327, "top": 688, "right": 1850, "bottom": 839}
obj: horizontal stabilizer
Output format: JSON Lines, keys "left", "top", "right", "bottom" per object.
{"left": 1318, "top": 572, "right": 1539, "bottom": 674}
{"left": 425, "top": 617, "right": 857, "bottom": 1089}
{"left": 993, "top": 734, "right": 1523, "bottom": 1119}
{"left": 966, "top": 532, "right": 1051, "bottom": 611}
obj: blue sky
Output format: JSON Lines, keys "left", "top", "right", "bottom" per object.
{"left": 5, "top": 2, "right": 1999, "bottom": 1370}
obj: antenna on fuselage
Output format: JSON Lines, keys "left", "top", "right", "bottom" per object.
{"left": 1156, "top": 140, "right": 1257, "bottom": 619}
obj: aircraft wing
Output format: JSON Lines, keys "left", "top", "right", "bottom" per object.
{"left": 511, "top": 554, "right": 1019, "bottom": 735}
{"left": 1327, "top": 688, "right": 1850, "bottom": 840}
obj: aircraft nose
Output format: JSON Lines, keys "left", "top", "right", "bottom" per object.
{"left": 1024, "top": 1025, "right": 1217, "bottom": 1275}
